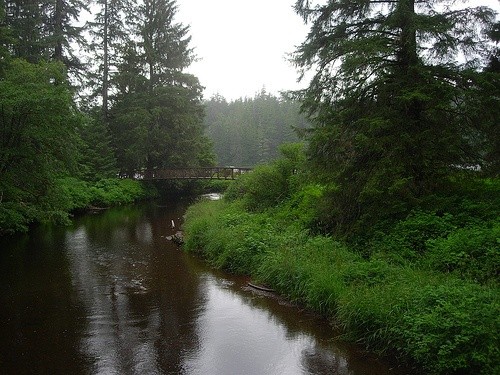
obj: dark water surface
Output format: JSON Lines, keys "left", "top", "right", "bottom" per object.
{"left": 0, "top": 200, "right": 407, "bottom": 375}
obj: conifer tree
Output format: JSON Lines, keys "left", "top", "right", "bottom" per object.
{"left": 203, "top": 92, "right": 307, "bottom": 167}
{"left": 292, "top": 0, "right": 498, "bottom": 233}
{"left": 0, "top": 2, "right": 12, "bottom": 75}
{"left": 136, "top": 0, "right": 193, "bottom": 88}
{"left": 108, "top": 0, "right": 213, "bottom": 174}
{"left": 3, "top": 0, "right": 85, "bottom": 72}
{"left": 87, "top": 0, "right": 131, "bottom": 117}
{"left": 78, "top": 115, "right": 118, "bottom": 181}
{"left": 3, "top": 0, "right": 46, "bottom": 62}
{"left": 481, "top": 20, "right": 500, "bottom": 176}
{"left": 44, "top": 0, "right": 86, "bottom": 71}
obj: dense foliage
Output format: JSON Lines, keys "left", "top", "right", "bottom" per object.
{"left": 0, "top": 0, "right": 212, "bottom": 234}
{"left": 291, "top": 0, "right": 499, "bottom": 235}
{"left": 0, "top": 59, "right": 83, "bottom": 234}
{"left": 1, "top": 0, "right": 498, "bottom": 372}
{"left": 107, "top": 0, "right": 214, "bottom": 175}
{"left": 184, "top": 147, "right": 499, "bottom": 374}
{"left": 204, "top": 91, "right": 309, "bottom": 166}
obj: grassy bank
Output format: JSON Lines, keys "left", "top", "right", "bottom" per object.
{"left": 0, "top": 177, "right": 156, "bottom": 235}
{"left": 183, "top": 147, "right": 499, "bottom": 374}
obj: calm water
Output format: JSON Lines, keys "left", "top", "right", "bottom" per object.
{"left": 0, "top": 200, "right": 407, "bottom": 375}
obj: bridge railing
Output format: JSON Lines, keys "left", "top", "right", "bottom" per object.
{"left": 129, "top": 167, "right": 252, "bottom": 180}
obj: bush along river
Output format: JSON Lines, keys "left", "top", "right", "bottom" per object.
{"left": 0, "top": 199, "right": 409, "bottom": 375}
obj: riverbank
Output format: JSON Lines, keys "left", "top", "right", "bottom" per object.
{"left": 0, "top": 200, "right": 405, "bottom": 375}
{"left": 0, "top": 177, "right": 156, "bottom": 235}
{"left": 182, "top": 153, "right": 499, "bottom": 374}
{"left": 0, "top": 176, "right": 233, "bottom": 236}
{"left": 184, "top": 200, "right": 499, "bottom": 374}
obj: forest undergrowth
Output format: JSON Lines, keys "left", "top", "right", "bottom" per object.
{"left": 0, "top": 178, "right": 155, "bottom": 235}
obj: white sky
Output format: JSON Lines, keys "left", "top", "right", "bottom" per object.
{"left": 176, "top": 0, "right": 308, "bottom": 101}
{"left": 176, "top": 0, "right": 500, "bottom": 101}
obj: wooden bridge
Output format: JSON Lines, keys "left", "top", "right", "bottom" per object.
{"left": 131, "top": 167, "right": 252, "bottom": 180}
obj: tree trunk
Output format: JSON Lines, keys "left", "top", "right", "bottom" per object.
{"left": 103, "top": 0, "right": 109, "bottom": 119}
{"left": 397, "top": 0, "right": 418, "bottom": 73}
{"left": 54, "top": 0, "right": 63, "bottom": 61}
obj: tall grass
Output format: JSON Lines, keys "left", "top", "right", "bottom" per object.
{"left": 184, "top": 199, "right": 499, "bottom": 374}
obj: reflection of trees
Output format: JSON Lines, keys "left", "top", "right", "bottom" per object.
{"left": 65, "top": 201, "right": 206, "bottom": 374}
{"left": 0, "top": 227, "right": 91, "bottom": 374}
{"left": 71, "top": 205, "right": 147, "bottom": 245}
{"left": 147, "top": 202, "right": 207, "bottom": 374}
{"left": 214, "top": 280, "right": 404, "bottom": 375}
{"left": 301, "top": 346, "right": 350, "bottom": 375}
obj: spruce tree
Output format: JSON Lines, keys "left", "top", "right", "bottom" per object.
{"left": 3, "top": 0, "right": 46, "bottom": 62}
{"left": 87, "top": 0, "right": 131, "bottom": 118}
{"left": 109, "top": 0, "right": 213, "bottom": 174}
{"left": 481, "top": 20, "right": 500, "bottom": 176}
{"left": 0, "top": 2, "right": 12, "bottom": 75}
{"left": 44, "top": 0, "right": 86, "bottom": 71}
{"left": 292, "top": 0, "right": 498, "bottom": 233}
{"left": 136, "top": 0, "right": 193, "bottom": 88}
{"left": 3, "top": 0, "right": 85, "bottom": 72}
{"left": 78, "top": 115, "right": 118, "bottom": 181}
{"left": 203, "top": 93, "right": 307, "bottom": 167}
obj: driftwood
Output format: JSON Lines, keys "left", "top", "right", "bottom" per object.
{"left": 247, "top": 282, "right": 275, "bottom": 293}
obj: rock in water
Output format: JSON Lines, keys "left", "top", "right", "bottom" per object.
{"left": 166, "top": 231, "right": 183, "bottom": 245}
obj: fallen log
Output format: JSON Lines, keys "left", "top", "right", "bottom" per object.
{"left": 247, "top": 282, "right": 275, "bottom": 293}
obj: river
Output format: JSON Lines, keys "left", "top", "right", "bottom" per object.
{"left": 0, "top": 199, "right": 408, "bottom": 375}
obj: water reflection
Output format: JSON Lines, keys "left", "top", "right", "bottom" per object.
{"left": 0, "top": 226, "right": 91, "bottom": 374}
{"left": 182, "top": 270, "right": 400, "bottom": 375}
{"left": 185, "top": 277, "right": 320, "bottom": 374}
{"left": 64, "top": 203, "right": 205, "bottom": 374}
{"left": 0, "top": 202, "right": 406, "bottom": 375}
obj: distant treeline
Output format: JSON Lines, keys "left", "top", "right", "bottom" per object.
{"left": 203, "top": 91, "right": 309, "bottom": 167}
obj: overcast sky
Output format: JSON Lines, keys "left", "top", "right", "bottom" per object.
{"left": 176, "top": 0, "right": 308, "bottom": 101}
{"left": 176, "top": 0, "right": 499, "bottom": 101}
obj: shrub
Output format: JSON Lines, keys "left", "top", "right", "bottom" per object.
{"left": 240, "top": 163, "right": 290, "bottom": 211}
{"left": 391, "top": 280, "right": 500, "bottom": 374}
{"left": 198, "top": 179, "right": 233, "bottom": 193}
{"left": 282, "top": 184, "right": 325, "bottom": 230}
{"left": 90, "top": 178, "right": 146, "bottom": 206}
{"left": 225, "top": 162, "right": 294, "bottom": 211}
{"left": 420, "top": 177, "right": 500, "bottom": 226}
{"left": 224, "top": 143, "right": 307, "bottom": 211}
{"left": 0, "top": 202, "right": 36, "bottom": 234}
{"left": 370, "top": 210, "right": 456, "bottom": 263}
{"left": 424, "top": 221, "right": 500, "bottom": 284}
{"left": 57, "top": 177, "right": 92, "bottom": 211}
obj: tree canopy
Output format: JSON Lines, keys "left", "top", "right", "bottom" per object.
{"left": 108, "top": 0, "right": 213, "bottom": 175}
{"left": 0, "top": 0, "right": 215, "bottom": 232}
{"left": 0, "top": 59, "right": 83, "bottom": 231}
{"left": 1, "top": 0, "right": 497, "bottom": 236}
{"left": 292, "top": 0, "right": 499, "bottom": 233}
